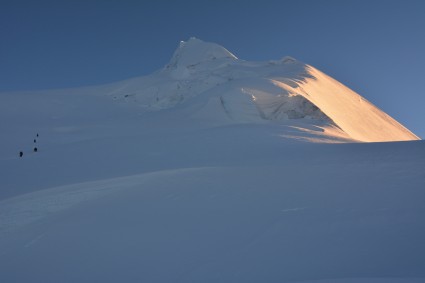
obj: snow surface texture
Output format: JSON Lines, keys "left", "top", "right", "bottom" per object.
{"left": 0, "top": 38, "right": 424, "bottom": 283}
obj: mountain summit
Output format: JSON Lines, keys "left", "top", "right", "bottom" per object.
{"left": 166, "top": 37, "right": 237, "bottom": 69}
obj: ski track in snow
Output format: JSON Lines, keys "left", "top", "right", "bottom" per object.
{"left": 281, "top": 207, "right": 307, "bottom": 212}
{"left": 24, "top": 233, "right": 45, "bottom": 248}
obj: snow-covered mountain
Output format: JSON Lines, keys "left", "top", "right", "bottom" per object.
{"left": 77, "top": 37, "right": 417, "bottom": 142}
{"left": 0, "top": 38, "right": 424, "bottom": 283}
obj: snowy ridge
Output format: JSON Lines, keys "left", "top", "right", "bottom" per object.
{"left": 0, "top": 167, "right": 208, "bottom": 233}
{"left": 272, "top": 65, "right": 420, "bottom": 142}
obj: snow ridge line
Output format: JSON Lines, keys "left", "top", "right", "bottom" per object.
{"left": 0, "top": 167, "right": 214, "bottom": 233}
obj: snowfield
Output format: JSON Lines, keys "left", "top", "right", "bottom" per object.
{"left": 0, "top": 38, "right": 424, "bottom": 282}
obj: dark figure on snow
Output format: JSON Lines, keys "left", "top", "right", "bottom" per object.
{"left": 33, "top": 147, "right": 38, "bottom": 152}
{"left": 36, "top": 133, "right": 39, "bottom": 137}
{"left": 34, "top": 139, "right": 36, "bottom": 143}
{"left": 19, "top": 151, "right": 23, "bottom": 157}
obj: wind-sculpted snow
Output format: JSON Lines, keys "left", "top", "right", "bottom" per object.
{"left": 272, "top": 66, "right": 419, "bottom": 142}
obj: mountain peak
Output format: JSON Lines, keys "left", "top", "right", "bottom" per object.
{"left": 166, "top": 37, "right": 237, "bottom": 69}
{"left": 98, "top": 38, "right": 418, "bottom": 142}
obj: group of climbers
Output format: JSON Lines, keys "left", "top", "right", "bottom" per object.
{"left": 19, "top": 133, "right": 39, "bottom": 158}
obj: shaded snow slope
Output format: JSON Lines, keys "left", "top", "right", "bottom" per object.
{"left": 0, "top": 85, "right": 354, "bottom": 200}
{"left": 1, "top": 143, "right": 425, "bottom": 283}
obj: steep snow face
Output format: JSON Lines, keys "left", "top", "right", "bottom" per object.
{"left": 271, "top": 66, "right": 420, "bottom": 142}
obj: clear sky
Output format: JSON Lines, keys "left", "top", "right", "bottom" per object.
{"left": 1, "top": 0, "right": 424, "bottom": 138}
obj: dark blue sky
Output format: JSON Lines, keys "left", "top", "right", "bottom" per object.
{"left": 1, "top": 0, "right": 424, "bottom": 138}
